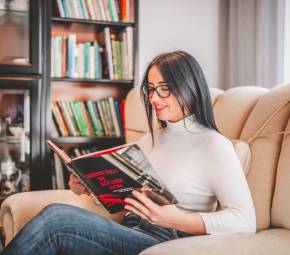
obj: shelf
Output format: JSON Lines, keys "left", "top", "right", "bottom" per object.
{"left": 51, "top": 17, "right": 134, "bottom": 27}
{"left": 51, "top": 136, "right": 126, "bottom": 145}
{"left": 0, "top": 9, "right": 29, "bottom": 14}
{"left": 52, "top": 78, "right": 134, "bottom": 85}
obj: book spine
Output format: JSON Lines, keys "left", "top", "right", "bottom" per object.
{"left": 84, "top": 42, "right": 90, "bottom": 79}
{"left": 92, "top": 0, "right": 101, "bottom": 20}
{"left": 104, "top": 27, "right": 114, "bottom": 79}
{"left": 51, "top": 37, "right": 55, "bottom": 77}
{"left": 61, "top": 0, "right": 68, "bottom": 17}
{"left": 92, "top": 101, "right": 105, "bottom": 137}
{"left": 80, "top": 101, "right": 95, "bottom": 136}
{"left": 126, "top": 27, "right": 134, "bottom": 80}
{"left": 97, "top": 100, "right": 109, "bottom": 136}
{"left": 97, "top": 0, "right": 106, "bottom": 20}
{"left": 64, "top": 0, "right": 73, "bottom": 17}
{"left": 111, "top": 35, "right": 117, "bottom": 79}
{"left": 115, "top": 40, "right": 123, "bottom": 80}
{"left": 69, "top": 101, "right": 85, "bottom": 136}
{"left": 103, "top": 98, "right": 116, "bottom": 137}
{"left": 65, "top": 101, "right": 80, "bottom": 136}
{"left": 86, "top": 0, "right": 96, "bottom": 20}
{"left": 129, "top": 0, "right": 134, "bottom": 22}
{"left": 114, "top": 100, "right": 123, "bottom": 136}
{"left": 94, "top": 41, "right": 102, "bottom": 79}
{"left": 56, "top": 0, "right": 65, "bottom": 17}
{"left": 67, "top": 34, "right": 77, "bottom": 78}
{"left": 89, "top": 44, "right": 95, "bottom": 79}
{"left": 120, "top": 0, "right": 127, "bottom": 21}
{"left": 62, "top": 36, "right": 67, "bottom": 78}
{"left": 53, "top": 153, "right": 65, "bottom": 189}
{"left": 86, "top": 100, "right": 102, "bottom": 137}
{"left": 75, "top": 101, "right": 90, "bottom": 136}
{"left": 58, "top": 101, "right": 77, "bottom": 136}
{"left": 52, "top": 101, "right": 69, "bottom": 136}
{"left": 108, "top": 97, "right": 121, "bottom": 137}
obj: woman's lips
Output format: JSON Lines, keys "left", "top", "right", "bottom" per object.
{"left": 155, "top": 105, "right": 167, "bottom": 113}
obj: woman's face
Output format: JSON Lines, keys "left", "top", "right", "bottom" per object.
{"left": 147, "top": 65, "right": 184, "bottom": 123}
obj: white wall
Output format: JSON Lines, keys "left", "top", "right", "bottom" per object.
{"left": 137, "top": 0, "right": 225, "bottom": 88}
{"left": 284, "top": 0, "right": 290, "bottom": 84}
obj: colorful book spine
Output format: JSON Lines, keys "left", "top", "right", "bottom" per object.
{"left": 104, "top": 27, "right": 114, "bottom": 79}
{"left": 108, "top": 97, "right": 121, "bottom": 137}
{"left": 52, "top": 101, "right": 69, "bottom": 137}
{"left": 94, "top": 41, "right": 102, "bottom": 78}
{"left": 85, "top": 100, "right": 104, "bottom": 137}
{"left": 67, "top": 34, "right": 77, "bottom": 78}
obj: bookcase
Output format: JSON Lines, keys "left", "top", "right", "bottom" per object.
{"left": 46, "top": 0, "right": 138, "bottom": 189}
{"left": 0, "top": 0, "right": 138, "bottom": 194}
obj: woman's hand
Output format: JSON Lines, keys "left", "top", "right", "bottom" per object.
{"left": 68, "top": 174, "right": 90, "bottom": 196}
{"left": 124, "top": 189, "right": 186, "bottom": 229}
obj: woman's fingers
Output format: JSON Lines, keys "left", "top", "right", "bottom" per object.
{"left": 132, "top": 190, "right": 158, "bottom": 210}
{"left": 125, "top": 197, "right": 150, "bottom": 217}
{"left": 69, "top": 174, "right": 90, "bottom": 195}
{"left": 124, "top": 204, "right": 150, "bottom": 221}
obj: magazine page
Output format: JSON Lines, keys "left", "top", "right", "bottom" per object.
{"left": 46, "top": 140, "right": 71, "bottom": 164}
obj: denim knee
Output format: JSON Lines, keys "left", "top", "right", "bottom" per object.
{"left": 38, "top": 204, "right": 82, "bottom": 230}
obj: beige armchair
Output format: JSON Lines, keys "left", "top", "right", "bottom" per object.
{"left": 1, "top": 84, "right": 290, "bottom": 254}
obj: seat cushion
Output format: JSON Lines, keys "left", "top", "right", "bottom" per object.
{"left": 140, "top": 229, "right": 290, "bottom": 255}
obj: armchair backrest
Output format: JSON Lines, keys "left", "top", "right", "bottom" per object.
{"left": 124, "top": 84, "right": 290, "bottom": 232}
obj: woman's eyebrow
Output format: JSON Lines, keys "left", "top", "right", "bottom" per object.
{"left": 147, "top": 81, "right": 167, "bottom": 85}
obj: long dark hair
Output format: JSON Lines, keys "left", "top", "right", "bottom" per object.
{"left": 141, "top": 51, "right": 219, "bottom": 142}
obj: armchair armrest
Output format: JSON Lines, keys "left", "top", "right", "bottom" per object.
{"left": 0, "top": 190, "right": 125, "bottom": 246}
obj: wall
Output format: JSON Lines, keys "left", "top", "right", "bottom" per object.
{"left": 137, "top": 0, "right": 226, "bottom": 89}
{"left": 284, "top": 0, "right": 290, "bottom": 84}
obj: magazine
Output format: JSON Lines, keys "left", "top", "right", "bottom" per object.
{"left": 47, "top": 140, "right": 178, "bottom": 214}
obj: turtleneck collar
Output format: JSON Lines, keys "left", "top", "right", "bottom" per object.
{"left": 165, "top": 114, "right": 204, "bottom": 133}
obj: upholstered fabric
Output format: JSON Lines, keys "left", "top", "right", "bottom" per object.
{"left": 213, "top": 86, "right": 267, "bottom": 140}
{"left": 271, "top": 116, "right": 290, "bottom": 229}
{"left": 140, "top": 229, "right": 290, "bottom": 255}
{"left": 239, "top": 84, "right": 290, "bottom": 231}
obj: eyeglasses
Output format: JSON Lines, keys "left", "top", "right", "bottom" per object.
{"left": 142, "top": 85, "right": 171, "bottom": 98}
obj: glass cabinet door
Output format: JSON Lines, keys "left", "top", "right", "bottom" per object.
{"left": 0, "top": 0, "right": 41, "bottom": 74}
{"left": 0, "top": 89, "right": 30, "bottom": 199}
{"left": 0, "top": 79, "right": 42, "bottom": 200}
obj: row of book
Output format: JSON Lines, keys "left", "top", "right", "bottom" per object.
{"left": 56, "top": 0, "right": 135, "bottom": 22}
{"left": 51, "top": 36, "right": 102, "bottom": 79}
{"left": 51, "top": 97, "right": 125, "bottom": 138}
{"left": 51, "top": 27, "right": 134, "bottom": 80}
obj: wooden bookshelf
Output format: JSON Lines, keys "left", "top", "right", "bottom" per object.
{"left": 51, "top": 17, "right": 134, "bottom": 27}
{"left": 47, "top": 0, "right": 138, "bottom": 189}
{"left": 52, "top": 77, "right": 133, "bottom": 85}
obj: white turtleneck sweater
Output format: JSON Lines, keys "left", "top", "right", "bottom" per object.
{"left": 137, "top": 116, "right": 256, "bottom": 235}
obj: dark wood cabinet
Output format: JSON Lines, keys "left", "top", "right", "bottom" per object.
{"left": 0, "top": 0, "right": 42, "bottom": 75}
{"left": 0, "top": 0, "right": 138, "bottom": 193}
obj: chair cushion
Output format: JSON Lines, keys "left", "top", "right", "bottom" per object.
{"left": 239, "top": 84, "right": 290, "bottom": 231}
{"left": 140, "top": 229, "right": 290, "bottom": 255}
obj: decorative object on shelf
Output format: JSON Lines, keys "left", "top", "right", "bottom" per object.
{"left": 0, "top": 159, "right": 29, "bottom": 197}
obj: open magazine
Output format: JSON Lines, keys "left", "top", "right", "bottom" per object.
{"left": 47, "top": 140, "right": 178, "bottom": 214}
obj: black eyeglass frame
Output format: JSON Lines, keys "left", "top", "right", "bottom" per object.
{"left": 142, "top": 85, "right": 171, "bottom": 98}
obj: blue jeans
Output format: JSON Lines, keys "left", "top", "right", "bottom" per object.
{"left": 1, "top": 204, "right": 189, "bottom": 255}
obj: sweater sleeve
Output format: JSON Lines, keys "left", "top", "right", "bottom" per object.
{"left": 199, "top": 135, "right": 256, "bottom": 235}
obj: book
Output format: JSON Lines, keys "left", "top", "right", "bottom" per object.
{"left": 47, "top": 140, "right": 178, "bottom": 214}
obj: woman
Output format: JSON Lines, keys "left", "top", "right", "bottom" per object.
{"left": 2, "top": 51, "right": 256, "bottom": 255}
